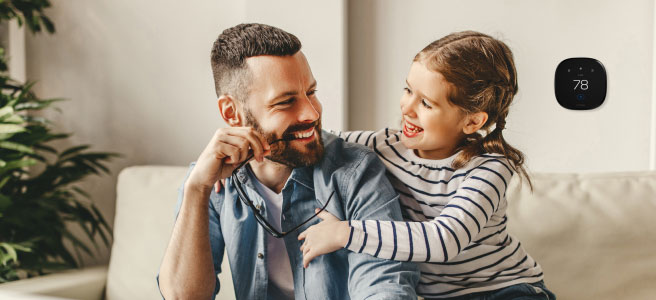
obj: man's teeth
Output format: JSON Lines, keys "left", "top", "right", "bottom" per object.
{"left": 406, "top": 122, "right": 423, "bottom": 133}
{"left": 293, "top": 129, "right": 314, "bottom": 139}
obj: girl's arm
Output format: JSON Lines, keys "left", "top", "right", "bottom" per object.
{"left": 330, "top": 130, "right": 377, "bottom": 148}
{"left": 299, "top": 158, "right": 513, "bottom": 264}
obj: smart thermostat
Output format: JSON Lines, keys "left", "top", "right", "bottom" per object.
{"left": 554, "top": 57, "right": 607, "bottom": 110}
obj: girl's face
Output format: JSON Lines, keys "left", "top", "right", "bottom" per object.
{"left": 400, "top": 61, "right": 469, "bottom": 159}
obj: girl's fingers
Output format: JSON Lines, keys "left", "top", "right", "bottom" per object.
{"left": 303, "top": 251, "right": 315, "bottom": 268}
{"left": 317, "top": 210, "right": 339, "bottom": 221}
{"left": 298, "top": 230, "right": 307, "bottom": 240}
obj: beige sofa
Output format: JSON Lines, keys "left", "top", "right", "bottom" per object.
{"left": 1, "top": 166, "right": 655, "bottom": 300}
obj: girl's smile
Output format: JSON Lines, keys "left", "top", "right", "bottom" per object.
{"left": 402, "top": 119, "right": 424, "bottom": 138}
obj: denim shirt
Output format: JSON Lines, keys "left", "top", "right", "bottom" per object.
{"left": 162, "top": 131, "right": 418, "bottom": 300}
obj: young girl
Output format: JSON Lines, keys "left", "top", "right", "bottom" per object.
{"left": 298, "top": 31, "right": 555, "bottom": 299}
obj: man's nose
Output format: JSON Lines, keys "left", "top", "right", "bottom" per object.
{"left": 297, "top": 96, "right": 320, "bottom": 123}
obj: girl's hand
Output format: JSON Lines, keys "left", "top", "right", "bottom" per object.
{"left": 298, "top": 209, "right": 350, "bottom": 268}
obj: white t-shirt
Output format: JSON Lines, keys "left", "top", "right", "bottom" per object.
{"left": 249, "top": 169, "right": 295, "bottom": 300}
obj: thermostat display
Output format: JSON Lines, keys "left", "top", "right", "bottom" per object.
{"left": 555, "top": 57, "right": 607, "bottom": 110}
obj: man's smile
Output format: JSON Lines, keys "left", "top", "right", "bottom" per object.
{"left": 291, "top": 127, "right": 315, "bottom": 143}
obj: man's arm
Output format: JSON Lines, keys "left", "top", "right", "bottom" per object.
{"left": 158, "top": 180, "right": 219, "bottom": 299}
{"left": 343, "top": 151, "right": 419, "bottom": 300}
{"left": 157, "top": 127, "right": 270, "bottom": 299}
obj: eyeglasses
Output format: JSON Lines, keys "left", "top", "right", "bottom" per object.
{"left": 230, "top": 140, "right": 334, "bottom": 238}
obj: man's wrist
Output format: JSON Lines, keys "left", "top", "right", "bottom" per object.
{"left": 183, "top": 182, "right": 212, "bottom": 206}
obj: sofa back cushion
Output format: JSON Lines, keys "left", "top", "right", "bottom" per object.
{"left": 506, "top": 171, "right": 656, "bottom": 300}
{"left": 106, "top": 166, "right": 235, "bottom": 300}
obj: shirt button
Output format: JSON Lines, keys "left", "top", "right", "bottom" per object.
{"left": 255, "top": 204, "right": 262, "bottom": 210}
{"left": 257, "top": 253, "right": 264, "bottom": 259}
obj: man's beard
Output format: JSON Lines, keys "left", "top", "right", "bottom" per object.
{"left": 244, "top": 110, "right": 324, "bottom": 168}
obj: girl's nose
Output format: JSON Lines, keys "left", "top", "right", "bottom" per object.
{"left": 401, "top": 97, "right": 417, "bottom": 118}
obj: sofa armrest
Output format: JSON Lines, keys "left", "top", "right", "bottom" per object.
{"left": 0, "top": 265, "right": 108, "bottom": 300}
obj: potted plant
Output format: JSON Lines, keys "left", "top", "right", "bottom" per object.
{"left": 0, "top": 0, "right": 117, "bottom": 282}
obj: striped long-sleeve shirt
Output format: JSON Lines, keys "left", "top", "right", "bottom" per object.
{"left": 334, "top": 129, "right": 544, "bottom": 299}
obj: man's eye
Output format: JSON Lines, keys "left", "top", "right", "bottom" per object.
{"left": 277, "top": 98, "right": 294, "bottom": 106}
{"left": 421, "top": 99, "right": 432, "bottom": 109}
{"left": 307, "top": 89, "right": 317, "bottom": 96}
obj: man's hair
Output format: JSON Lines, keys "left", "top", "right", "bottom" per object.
{"left": 210, "top": 23, "right": 302, "bottom": 102}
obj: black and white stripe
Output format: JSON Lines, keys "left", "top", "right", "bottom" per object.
{"left": 333, "top": 129, "right": 544, "bottom": 298}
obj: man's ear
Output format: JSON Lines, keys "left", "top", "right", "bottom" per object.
{"left": 218, "top": 95, "right": 243, "bottom": 127}
{"left": 462, "top": 111, "right": 488, "bottom": 135}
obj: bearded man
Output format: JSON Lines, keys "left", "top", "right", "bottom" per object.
{"left": 157, "top": 23, "right": 418, "bottom": 300}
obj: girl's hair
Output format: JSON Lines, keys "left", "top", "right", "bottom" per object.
{"left": 415, "top": 30, "right": 532, "bottom": 188}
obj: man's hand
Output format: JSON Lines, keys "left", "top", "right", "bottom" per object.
{"left": 186, "top": 127, "right": 271, "bottom": 194}
{"left": 298, "top": 209, "right": 350, "bottom": 268}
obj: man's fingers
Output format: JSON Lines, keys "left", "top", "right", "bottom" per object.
{"left": 238, "top": 127, "right": 270, "bottom": 149}
{"left": 214, "top": 180, "right": 223, "bottom": 194}
{"left": 219, "top": 143, "right": 240, "bottom": 164}
{"left": 235, "top": 130, "right": 266, "bottom": 162}
{"left": 217, "top": 134, "right": 251, "bottom": 164}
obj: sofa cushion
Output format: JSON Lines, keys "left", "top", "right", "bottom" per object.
{"left": 106, "top": 166, "right": 235, "bottom": 300}
{"left": 506, "top": 171, "right": 656, "bottom": 300}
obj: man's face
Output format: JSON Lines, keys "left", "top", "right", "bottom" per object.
{"left": 241, "top": 51, "right": 324, "bottom": 168}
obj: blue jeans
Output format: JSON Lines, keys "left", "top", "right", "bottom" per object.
{"left": 439, "top": 281, "right": 556, "bottom": 300}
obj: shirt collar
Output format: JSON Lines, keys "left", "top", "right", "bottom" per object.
{"left": 289, "top": 166, "right": 313, "bottom": 191}
{"left": 234, "top": 163, "right": 314, "bottom": 192}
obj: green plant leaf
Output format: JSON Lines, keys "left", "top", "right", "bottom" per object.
{"left": 0, "top": 124, "right": 26, "bottom": 134}
{"left": 0, "top": 105, "right": 14, "bottom": 118}
{"left": 0, "top": 250, "right": 17, "bottom": 267}
{"left": 40, "top": 15, "right": 55, "bottom": 33}
{"left": 0, "top": 158, "right": 37, "bottom": 174}
{"left": 1, "top": 114, "right": 24, "bottom": 124}
{"left": 0, "top": 141, "right": 34, "bottom": 153}
{"left": 58, "top": 145, "right": 90, "bottom": 158}
{"left": 0, "top": 194, "right": 11, "bottom": 212}
{"left": 14, "top": 98, "right": 65, "bottom": 111}
{"left": 0, "top": 175, "right": 10, "bottom": 189}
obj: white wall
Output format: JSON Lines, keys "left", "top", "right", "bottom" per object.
{"left": 24, "top": 0, "right": 346, "bottom": 265}
{"left": 349, "top": 0, "right": 655, "bottom": 173}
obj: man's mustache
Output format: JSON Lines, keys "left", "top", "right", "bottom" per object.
{"left": 276, "top": 120, "right": 321, "bottom": 142}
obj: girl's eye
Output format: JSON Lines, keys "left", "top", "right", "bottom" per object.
{"left": 421, "top": 99, "right": 432, "bottom": 109}
{"left": 403, "top": 87, "right": 412, "bottom": 94}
